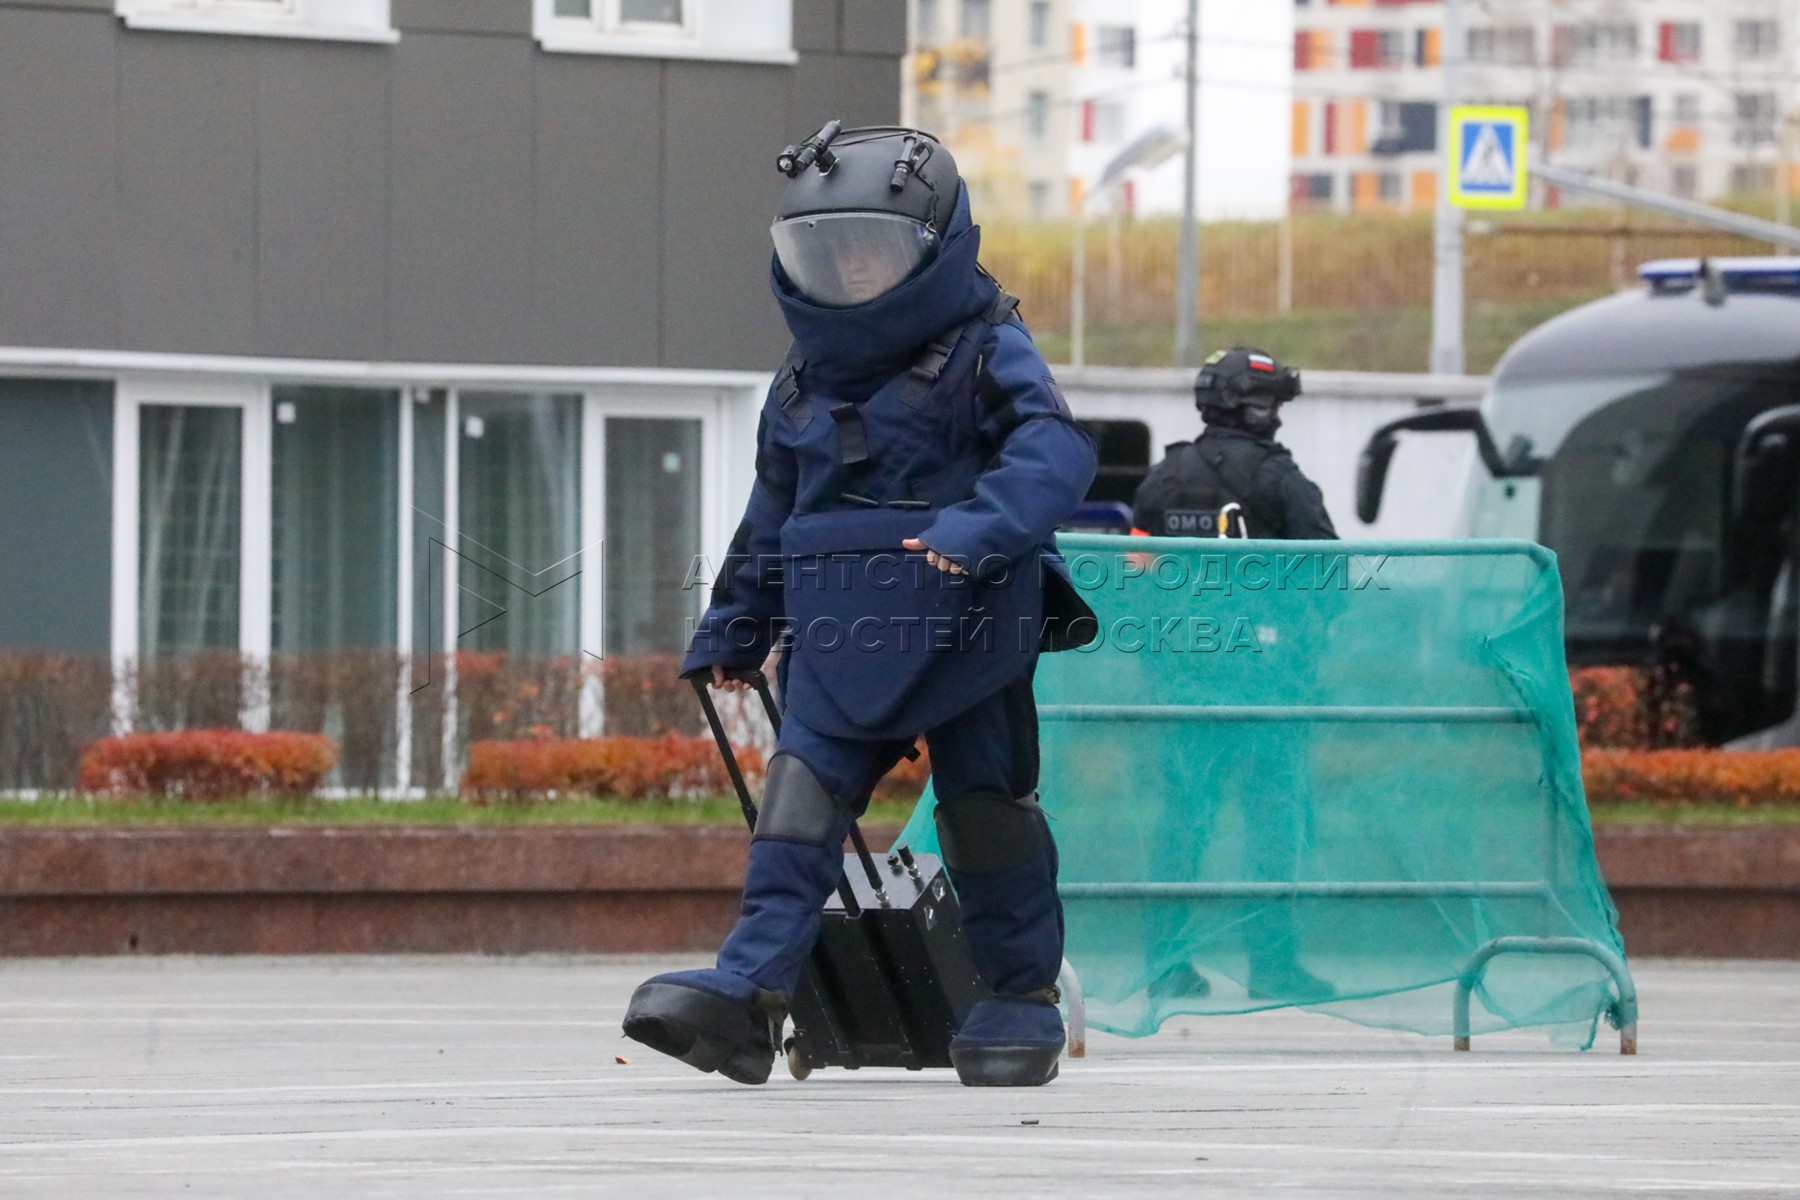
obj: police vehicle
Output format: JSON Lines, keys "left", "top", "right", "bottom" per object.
{"left": 1357, "top": 257, "right": 1800, "bottom": 746}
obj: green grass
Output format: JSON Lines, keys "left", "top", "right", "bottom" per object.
{"left": 1587, "top": 801, "right": 1800, "bottom": 827}
{"left": 0, "top": 794, "right": 921, "bottom": 828}
{"left": 6, "top": 794, "right": 1794, "bottom": 830}
{"left": 1032, "top": 298, "right": 1581, "bottom": 375}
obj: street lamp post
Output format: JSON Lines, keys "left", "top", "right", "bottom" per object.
{"left": 1429, "top": 0, "right": 1467, "bottom": 375}
{"left": 1173, "top": 0, "right": 1201, "bottom": 366}
{"left": 1070, "top": 125, "right": 1188, "bottom": 367}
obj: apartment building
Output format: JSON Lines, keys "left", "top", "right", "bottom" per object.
{"left": 1292, "top": 0, "right": 1798, "bottom": 214}
{"left": 910, "top": 0, "right": 1075, "bottom": 217}
{"left": 908, "top": 0, "right": 1291, "bottom": 220}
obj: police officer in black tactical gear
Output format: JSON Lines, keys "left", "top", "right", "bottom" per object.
{"left": 1131, "top": 346, "right": 1337, "bottom": 1007}
{"left": 1130, "top": 347, "right": 1336, "bottom": 542}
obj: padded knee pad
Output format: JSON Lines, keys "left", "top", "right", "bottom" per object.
{"left": 935, "top": 791, "right": 1064, "bottom": 996}
{"left": 755, "top": 753, "right": 845, "bottom": 846}
{"left": 933, "top": 790, "right": 1052, "bottom": 875}
{"left": 716, "top": 757, "right": 853, "bottom": 994}
{"left": 622, "top": 967, "right": 787, "bottom": 1086}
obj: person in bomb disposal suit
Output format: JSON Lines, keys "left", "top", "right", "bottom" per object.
{"left": 621, "top": 122, "right": 1099, "bottom": 1088}
{"left": 1131, "top": 346, "right": 1338, "bottom": 1005}
{"left": 1130, "top": 347, "right": 1336, "bottom": 542}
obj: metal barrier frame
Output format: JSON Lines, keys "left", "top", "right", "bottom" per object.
{"left": 1455, "top": 937, "right": 1638, "bottom": 1055}
{"left": 1040, "top": 698, "right": 1636, "bottom": 1056}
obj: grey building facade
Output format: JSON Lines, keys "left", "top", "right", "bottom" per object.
{"left": 0, "top": 0, "right": 904, "bottom": 787}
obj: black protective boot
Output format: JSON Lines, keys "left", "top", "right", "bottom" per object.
{"left": 1148, "top": 961, "right": 1213, "bottom": 1002}
{"left": 949, "top": 992, "right": 1065, "bottom": 1086}
{"left": 622, "top": 969, "right": 788, "bottom": 1085}
{"left": 1246, "top": 904, "right": 1336, "bottom": 1002}
{"left": 1247, "top": 954, "right": 1338, "bottom": 1002}
{"left": 936, "top": 791, "right": 1067, "bottom": 1087}
{"left": 623, "top": 755, "right": 849, "bottom": 1084}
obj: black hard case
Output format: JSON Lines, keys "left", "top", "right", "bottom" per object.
{"left": 693, "top": 673, "right": 987, "bottom": 1074}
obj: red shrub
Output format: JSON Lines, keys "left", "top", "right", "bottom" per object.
{"left": 601, "top": 655, "right": 704, "bottom": 736}
{"left": 130, "top": 651, "right": 253, "bottom": 732}
{"left": 451, "top": 652, "right": 585, "bottom": 742}
{"left": 0, "top": 652, "right": 115, "bottom": 789}
{"left": 268, "top": 651, "right": 405, "bottom": 790}
{"left": 1570, "top": 665, "right": 1699, "bottom": 750}
{"left": 463, "top": 734, "right": 765, "bottom": 800}
{"left": 77, "top": 730, "right": 339, "bottom": 799}
{"left": 1583, "top": 748, "right": 1800, "bottom": 806}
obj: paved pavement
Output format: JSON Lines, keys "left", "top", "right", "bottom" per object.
{"left": 0, "top": 955, "right": 1794, "bottom": 1198}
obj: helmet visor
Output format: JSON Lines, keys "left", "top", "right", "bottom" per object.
{"left": 771, "top": 211, "right": 933, "bottom": 307}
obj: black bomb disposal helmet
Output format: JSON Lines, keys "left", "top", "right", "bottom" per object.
{"left": 771, "top": 120, "right": 961, "bottom": 308}
{"left": 1194, "top": 347, "right": 1302, "bottom": 435}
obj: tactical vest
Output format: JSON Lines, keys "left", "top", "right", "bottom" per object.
{"left": 1138, "top": 430, "right": 1285, "bottom": 539}
{"left": 763, "top": 289, "right": 1080, "bottom": 738}
{"left": 769, "top": 287, "right": 1021, "bottom": 511}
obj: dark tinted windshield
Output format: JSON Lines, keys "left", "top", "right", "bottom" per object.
{"left": 1484, "top": 374, "right": 1665, "bottom": 470}
{"left": 1542, "top": 378, "right": 1769, "bottom": 653}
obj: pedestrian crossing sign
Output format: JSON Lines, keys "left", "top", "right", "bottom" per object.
{"left": 1447, "top": 106, "right": 1529, "bottom": 210}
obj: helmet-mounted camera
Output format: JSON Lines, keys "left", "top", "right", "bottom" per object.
{"left": 769, "top": 122, "right": 961, "bottom": 308}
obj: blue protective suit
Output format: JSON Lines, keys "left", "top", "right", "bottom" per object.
{"left": 623, "top": 183, "right": 1088, "bottom": 1086}
{"left": 683, "top": 186, "right": 1098, "bottom": 740}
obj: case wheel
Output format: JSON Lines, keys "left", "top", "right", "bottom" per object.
{"left": 784, "top": 1037, "right": 813, "bottom": 1081}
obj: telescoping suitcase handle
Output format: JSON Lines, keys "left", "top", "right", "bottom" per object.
{"left": 689, "top": 669, "right": 895, "bottom": 910}
{"left": 689, "top": 668, "right": 781, "bottom": 833}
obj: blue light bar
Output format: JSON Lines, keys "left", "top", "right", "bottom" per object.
{"left": 1639, "top": 256, "right": 1800, "bottom": 294}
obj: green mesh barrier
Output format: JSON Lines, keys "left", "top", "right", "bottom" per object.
{"left": 895, "top": 536, "right": 1635, "bottom": 1050}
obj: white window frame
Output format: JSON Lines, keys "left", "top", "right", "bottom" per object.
{"left": 960, "top": 0, "right": 991, "bottom": 42}
{"left": 578, "top": 386, "right": 728, "bottom": 680}
{"left": 436, "top": 385, "right": 726, "bottom": 741}
{"left": 112, "top": 376, "right": 273, "bottom": 732}
{"left": 1595, "top": 23, "right": 1638, "bottom": 63}
{"left": 550, "top": 0, "right": 695, "bottom": 39}
{"left": 1027, "top": 89, "right": 1050, "bottom": 140}
{"left": 1376, "top": 100, "right": 1404, "bottom": 145}
{"left": 1092, "top": 100, "right": 1127, "bottom": 145}
{"left": 3, "top": 345, "right": 765, "bottom": 788}
{"left": 1095, "top": 24, "right": 1135, "bottom": 70}
{"left": 1028, "top": 1, "right": 1050, "bottom": 51}
{"left": 916, "top": 0, "right": 939, "bottom": 46}
{"left": 115, "top": 0, "right": 397, "bottom": 45}
{"left": 1374, "top": 29, "right": 1405, "bottom": 69}
{"left": 1666, "top": 22, "right": 1701, "bottom": 65}
{"left": 1733, "top": 92, "right": 1777, "bottom": 147}
{"left": 534, "top": 0, "right": 795, "bottom": 65}
{"left": 1734, "top": 19, "right": 1779, "bottom": 62}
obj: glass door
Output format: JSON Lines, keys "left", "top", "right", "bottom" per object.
{"left": 605, "top": 416, "right": 703, "bottom": 656}
{"left": 118, "top": 378, "right": 266, "bottom": 732}
{"left": 138, "top": 403, "right": 242, "bottom": 661}
{"left": 454, "top": 391, "right": 583, "bottom": 655}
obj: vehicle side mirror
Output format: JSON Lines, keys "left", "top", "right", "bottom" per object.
{"left": 1356, "top": 432, "right": 1400, "bottom": 525}
{"left": 1354, "top": 406, "right": 1509, "bottom": 525}
{"left": 1733, "top": 405, "right": 1800, "bottom": 521}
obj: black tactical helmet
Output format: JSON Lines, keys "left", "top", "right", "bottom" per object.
{"left": 1194, "top": 347, "right": 1301, "bottom": 435}
{"left": 771, "top": 121, "right": 961, "bottom": 308}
